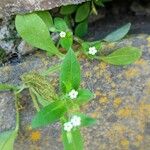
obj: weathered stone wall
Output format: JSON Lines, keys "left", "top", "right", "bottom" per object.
{"left": 0, "top": 34, "right": 150, "bottom": 149}
{"left": 0, "top": 0, "right": 87, "bottom": 18}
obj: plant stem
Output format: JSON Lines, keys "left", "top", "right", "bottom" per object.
{"left": 41, "top": 63, "right": 61, "bottom": 76}
{"left": 14, "top": 92, "right": 20, "bottom": 132}
{"left": 73, "top": 36, "right": 84, "bottom": 45}
{"left": 29, "top": 88, "right": 40, "bottom": 112}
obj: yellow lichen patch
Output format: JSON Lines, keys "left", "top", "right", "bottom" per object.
{"left": 113, "top": 97, "right": 122, "bottom": 107}
{"left": 136, "top": 135, "right": 143, "bottom": 143}
{"left": 107, "top": 124, "right": 127, "bottom": 138}
{"left": 99, "top": 96, "right": 109, "bottom": 104}
{"left": 139, "top": 103, "right": 150, "bottom": 117}
{"left": 99, "top": 62, "right": 107, "bottom": 70}
{"left": 117, "top": 107, "right": 132, "bottom": 118}
{"left": 125, "top": 68, "right": 140, "bottom": 79}
{"left": 85, "top": 71, "right": 92, "bottom": 78}
{"left": 134, "top": 59, "right": 147, "bottom": 66}
{"left": 120, "top": 139, "right": 129, "bottom": 149}
{"left": 30, "top": 131, "right": 41, "bottom": 142}
{"left": 91, "top": 111, "right": 100, "bottom": 118}
{"left": 95, "top": 90, "right": 102, "bottom": 96}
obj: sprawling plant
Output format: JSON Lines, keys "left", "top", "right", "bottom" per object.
{"left": 0, "top": 1, "right": 142, "bottom": 150}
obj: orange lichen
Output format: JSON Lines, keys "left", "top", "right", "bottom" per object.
{"left": 99, "top": 62, "right": 107, "bottom": 70}
{"left": 113, "top": 97, "right": 122, "bottom": 107}
{"left": 125, "top": 68, "right": 140, "bottom": 79}
{"left": 30, "top": 131, "right": 41, "bottom": 142}
{"left": 99, "top": 96, "right": 109, "bottom": 104}
{"left": 120, "top": 139, "right": 129, "bottom": 149}
{"left": 135, "top": 59, "right": 147, "bottom": 66}
{"left": 117, "top": 107, "right": 132, "bottom": 118}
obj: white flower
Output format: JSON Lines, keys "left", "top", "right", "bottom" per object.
{"left": 71, "top": 115, "right": 81, "bottom": 127}
{"left": 88, "top": 46, "right": 97, "bottom": 55}
{"left": 59, "top": 31, "right": 66, "bottom": 38}
{"left": 64, "top": 122, "right": 73, "bottom": 132}
{"left": 69, "top": 89, "right": 78, "bottom": 99}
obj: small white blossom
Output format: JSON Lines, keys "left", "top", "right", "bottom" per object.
{"left": 69, "top": 89, "right": 78, "bottom": 99}
{"left": 64, "top": 122, "right": 73, "bottom": 132}
{"left": 71, "top": 115, "right": 81, "bottom": 127}
{"left": 88, "top": 46, "right": 97, "bottom": 55}
{"left": 59, "top": 31, "right": 66, "bottom": 38}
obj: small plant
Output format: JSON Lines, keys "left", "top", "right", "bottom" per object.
{"left": 15, "top": 11, "right": 141, "bottom": 66}
{"left": 0, "top": 2, "right": 142, "bottom": 150}
{"left": 0, "top": 48, "right": 96, "bottom": 150}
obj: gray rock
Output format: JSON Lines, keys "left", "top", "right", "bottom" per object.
{"left": 0, "top": 34, "right": 150, "bottom": 149}
{"left": 0, "top": 0, "right": 88, "bottom": 18}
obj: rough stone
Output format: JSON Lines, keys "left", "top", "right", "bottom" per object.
{"left": 0, "top": 34, "right": 150, "bottom": 149}
{"left": 0, "top": 0, "right": 88, "bottom": 18}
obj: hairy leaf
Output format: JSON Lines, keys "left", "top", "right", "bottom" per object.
{"left": 75, "top": 2, "right": 90, "bottom": 22}
{"left": 15, "top": 13, "right": 59, "bottom": 55}
{"left": 76, "top": 89, "right": 94, "bottom": 105}
{"left": 60, "top": 5, "right": 77, "bottom": 15}
{"left": 60, "top": 49, "right": 81, "bottom": 93}
{"left": 62, "top": 129, "right": 83, "bottom": 150}
{"left": 104, "top": 23, "right": 131, "bottom": 42}
{"left": 32, "top": 101, "right": 67, "bottom": 128}
{"left": 75, "top": 20, "right": 88, "bottom": 37}
{"left": 101, "top": 47, "right": 142, "bottom": 65}
{"left": 36, "top": 11, "right": 54, "bottom": 31}
{"left": 54, "top": 18, "right": 68, "bottom": 32}
{"left": 0, "top": 130, "right": 17, "bottom": 150}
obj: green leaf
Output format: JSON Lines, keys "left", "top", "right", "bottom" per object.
{"left": 94, "top": 0, "right": 105, "bottom": 6}
{"left": 62, "top": 129, "right": 83, "bottom": 150}
{"left": 76, "top": 89, "right": 94, "bottom": 105}
{"left": 104, "top": 23, "right": 131, "bottom": 42}
{"left": 75, "top": 20, "right": 88, "bottom": 37}
{"left": 54, "top": 17, "right": 68, "bottom": 32}
{"left": 60, "top": 49, "right": 81, "bottom": 93}
{"left": 73, "top": 113, "right": 97, "bottom": 127}
{"left": 32, "top": 101, "right": 67, "bottom": 128}
{"left": 60, "top": 5, "right": 77, "bottom": 15}
{"left": 36, "top": 11, "right": 54, "bottom": 31}
{"left": 0, "top": 84, "right": 18, "bottom": 91}
{"left": 60, "top": 32, "right": 73, "bottom": 50}
{"left": 75, "top": 2, "right": 90, "bottom": 22}
{"left": 101, "top": 47, "right": 142, "bottom": 65}
{"left": 0, "top": 130, "right": 17, "bottom": 150}
{"left": 15, "top": 13, "right": 59, "bottom": 55}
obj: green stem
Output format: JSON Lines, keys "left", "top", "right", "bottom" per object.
{"left": 41, "top": 63, "right": 61, "bottom": 76}
{"left": 14, "top": 93, "right": 20, "bottom": 132}
{"left": 73, "top": 36, "right": 84, "bottom": 45}
{"left": 29, "top": 88, "right": 40, "bottom": 112}
{"left": 0, "top": 84, "right": 19, "bottom": 91}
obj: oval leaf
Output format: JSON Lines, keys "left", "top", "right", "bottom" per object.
{"left": 101, "top": 47, "right": 142, "bottom": 65}
{"left": 15, "top": 13, "right": 59, "bottom": 55}
{"left": 60, "top": 5, "right": 77, "bottom": 15}
{"left": 36, "top": 11, "right": 54, "bottom": 31}
{"left": 60, "top": 49, "right": 81, "bottom": 93}
{"left": 32, "top": 101, "right": 67, "bottom": 128}
{"left": 54, "top": 17, "right": 68, "bottom": 32}
{"left": 75, "top": 2, "right": 90, "bottom": 22}
{"left": 0, "top": 130, "right": 17, "bottom": 150}
{"left": 62, "top": 129, "right": 83, "bottom": 150}
{"left": 76, "top": 89, "right": 94, "bottom": 105}
{"left": 75, "top": 20, "right": 88, "bottom": 37}
{"left": 72, "top": 113, "right": 96, "bottom": 127}
{"left": 104, "top": 23, "right": 131, "bottom": 42}
{"left": 60, "top": 32, "right": 73, "bottom": 50}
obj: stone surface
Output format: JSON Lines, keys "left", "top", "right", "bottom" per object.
{"left": 0, "top": 34, "right": 150, "bottom": 149}
{"left": 0, "top": 0, "right": 87, "bottom": 18}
